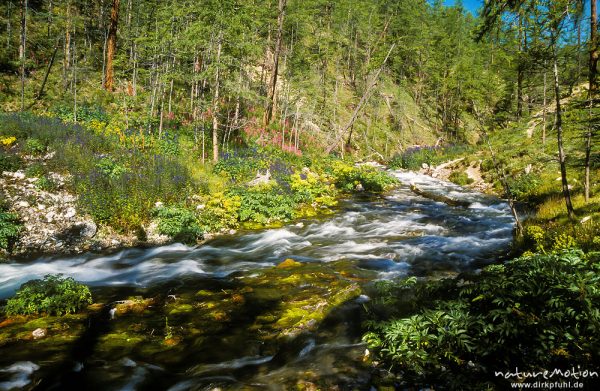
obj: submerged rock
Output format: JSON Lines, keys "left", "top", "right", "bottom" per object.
{"left": 277, "top": 258, "right": 301, "bottom": 269}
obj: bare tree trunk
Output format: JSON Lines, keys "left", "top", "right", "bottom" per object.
{"left": 212, "top": 33, "right": 222, "bottom": 163}
{"left": 516, "top": 13, "right": 523, "bottom": 119}
{"left": 28, "top": 38, "right": 60, "bottom": 108}
{"left": 19, "top": 0, "right": 27, "bottom": 111}
{"left": 64, "top": 4, "right": 71, "bottom": 85}
{"left": 325, "top": 43, "right": 395, "bottom": 154}
{"left": 585, "top": 0, "right": 598, "bottom": 202}
{"left": 264, "top": 0, "right": 287, "bottom": 126}
{"left": 105, "top": 0, "right": 120, "bottom": 91}
{"left": 553, "top": 48, "right": 575, "bottom": 220}
{"left": 542, "top": 63, "right": 547, "bottom": 145}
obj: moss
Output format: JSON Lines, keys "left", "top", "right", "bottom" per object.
{"left": 167, "top": 303, "right": 194, "bottom": 315}
{"left": 277, "top": 258, "right": 302, "bottom": 269}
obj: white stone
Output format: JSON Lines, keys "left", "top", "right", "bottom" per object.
{"left": 196, "top": 204, "right": 205, "bottom": 211}
{"left": 64, "top": 207, "right": 77, "bottom": 219}
{"left": 32, "top": 328, "right": 46, "bottom": 339}
{"left": 154, "top": 201, "right": 164, "bottom": 208}
{"left": 16, "top": 201, "right": 30, "bottom": 208}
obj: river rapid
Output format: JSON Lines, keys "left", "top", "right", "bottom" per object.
{"left": 0, "top": 171, "right": 515, "bottom": 390}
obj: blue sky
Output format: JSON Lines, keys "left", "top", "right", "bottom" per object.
{"left": 442, "top": 0, "right": 483, "bottom": 15}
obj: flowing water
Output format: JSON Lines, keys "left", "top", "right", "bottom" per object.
{"left": 0, "top": 171, "right": 515, "bottom": 390}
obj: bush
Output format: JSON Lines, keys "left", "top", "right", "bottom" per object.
{"left": 233, "top": 186, "right": 298, "bottom": 224}
{"left": 507, "top": 172, "right": 540, "bottom": 200}
{"left": 95, "top": 157, "right": 128, "bottom": 179}
{"left": 448, "top": 171, "right": 474, "bottom": 186}
{"left": 25, "top": 163, "right": 45, "bottom": 178}
{"left": 0, "top": 151, "right": 22, "bottom": 172}
{"left": 23, "top": 138, "right": 46, "bottom": 155}
{"left": 36, "top": 176, "right": 58, "bottom": 191}
{"left": 5, "top": 274, "right": 92, "bottom": 316}
{"left": 197, "top": 192, "right": 241, "bottom": 232}
{"left": 152, "top": 206, "right": 202, "bottom": 243}
{"left": 388, "top": 144, "right": 473, "bottom": 170}
{"left": 0, "top": 209, "right": 22, "bottom": 251}
{"left": 363, "top": 250, "right": 600, "bottom": 389}
{"left": 329, "top": 161, "right": 398, "bottom": 192}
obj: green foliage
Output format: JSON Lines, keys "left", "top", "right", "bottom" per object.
{"left": 23, "top": 138, "right": 46, "bottom": 156}
{"left": 389, "top": 145, "right": 473, "bottom": 170}
{"left": 448, "top": 171, "right": 474, "bottom": 186}
{"left": 95, "top": 157, "right": 128, "bottom": 179}
{"left": 364, "top": 250, "right": 600, "bottom": 388}
{"left": 25, "top": 163, "right": 45, "bottom": 178}
{"left": 0, "top": 151, "right": 22, "bottom": 172}
{"left": 152, "top": 206, "right": 202, "bottom": 243}
{"left": 328, "top": 160, "right": 398, "bottom": 192}
{"left": 5, "top": 274, "right": 92, "bottom": 316}
{"left": 197, "top": 193, "right": 241, "bottom": 233}
{"left": 232, "top": 186, "right": 297, "bottom": 224}
{"left": 0, "top": 208, "right": 22, "bottom": 251}
{"left": 507, "top": 173, "right": 541, "bottom": 200}
{"left": 35, "top": 176, "right": 58, "bottom": 191}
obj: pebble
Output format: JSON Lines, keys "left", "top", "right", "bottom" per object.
{"left": 32, "top": 328, "right": 46, "bottom": 339}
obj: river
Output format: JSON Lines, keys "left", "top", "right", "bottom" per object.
{"left": 0, "top": 171, "right": 514, "bottom": 390}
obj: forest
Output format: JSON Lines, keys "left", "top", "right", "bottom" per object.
{"left": 0, "top": 0, "right": 599, "bottom": 389}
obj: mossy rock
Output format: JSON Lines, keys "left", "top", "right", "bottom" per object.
{"left": 277, "top": 258, "right": 302, "bottom": 269}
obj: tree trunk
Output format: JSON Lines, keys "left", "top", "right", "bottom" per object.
{"left": 105, "top": 0, "right": 120, "bottom": 91}
{"left": 19, "top": 0, "right": 27, "bottom": 111}
{"left": 326, "top": 43, "right": 395, "bottom": 154}
{"left": 212, "top": 33, "right": 222, "bottom": 163}
{"left": 553, "top": 48, "right": 575, "bottom": 220}
{"left": 542, "top": 63, "right": 547, "bottom": 145}
{"left": 264, "top": 0, "right": 287, "bottom": 126}
{"left": 585, "top": 0, "right": 598, "bottom": 202}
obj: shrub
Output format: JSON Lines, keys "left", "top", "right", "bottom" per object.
{"left": 25, "top": 163, "right": 45, "bottom": 178}
{"left": 448, "top": 171, "right": 473, "bottom": 186}
{"left": 388, "top": 144, "right": 473, "bottom": 170}
{"left": 23, "top": 138, "right": 46, "bottom": 155}
{"left": 95, "top": 157, "right": 128, "bottom": 179}
{"left": 0, "top": 209, "right": 22, "bottom": 251}
{"left": 152, "top": 206, "right": 202, "bottom": 243}
{"left": 233, "top": 186, "right": 298, "bottom": 224}
{"left": 289, "top": 170, "right": 337, "bottom": 205}
{"left": 363, "top": 250, "right": 600, "bottom": 388}
{"left": 507, "top": 172, "right": 540, "bottom": 200}
{"left": 5, "top": 274, "right": 92, "bottom": 316}
{"left": 0, "top": 151, "right": 22, "bottom": 172}
{"left": 197, "top": 193, "right": 241, "bottom": 232}
{"left": 36, "top": 176, "right": 58, "bottom": 191}
{"left": 329, "top": 161, "right": 398, "bottom": 192}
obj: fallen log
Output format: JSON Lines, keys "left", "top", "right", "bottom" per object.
{"left": 410, "top": 184, "right": 472, "bottom": 207}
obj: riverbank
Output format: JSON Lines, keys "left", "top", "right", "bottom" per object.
{"left": 0, "top": 169, "right": 515, "bottom": 389}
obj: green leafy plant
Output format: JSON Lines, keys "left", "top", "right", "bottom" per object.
{"left": 23, "top": 138, "right": 46, "bottom": 155}
{"left": 449, "top": 171, "right": 474, "bottom": 186}
{"left": 233, "top": 186, "right": 297, "bottom": 224}
{"left": 5, "top": 274, "right": 92, "bottom": 316}
{"left": 152, "top": 206, "right": 203, "bottom": 243}
{"left": 95, "top": 157, "right": 128, "bottom": 179}
{"left": 36, "top": 176, "right": 58, "bottom": 191}
{"left": 0, "top": 208, "right": 22, "bottom": 251}
{"left": 364, "top": 250, "right": 600, "bottom": 388}
{"left": 0, "top": 151, "right": 22, "bottom": 172}
{"left": 25, "top": 163, "right": 45, "bottom": 178}
{"left": 197, "top": 192, "right": 241, "bottom": 232}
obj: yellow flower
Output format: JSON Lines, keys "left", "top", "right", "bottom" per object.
{"left": 0, "top": 136, "right": 17, "bottom": 147}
